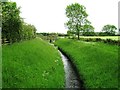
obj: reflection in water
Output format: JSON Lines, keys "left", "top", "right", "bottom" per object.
{"left": 58, "top": 50, "right": 81, "bottom": 88}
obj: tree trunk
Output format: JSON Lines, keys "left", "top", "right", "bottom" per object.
{"left": 2, "top": 38, "right": 5, "bottom": 44}
{"left": 78, "top": 31, "right": 80, "bottom": 40}
{"left": 77, "top": 24, "right": 80, "bottom": 40}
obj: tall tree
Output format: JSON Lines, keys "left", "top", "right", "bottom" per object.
{"left": 2, "top": 2, "right": 22, "bottom": 43}
{"left": 65, "top": 3, "right": 89, "bottom": 39}
{"left": 2, "top": 2, "right": 37, "bottom": 44}
{"left": 102, "top": 24, "right": 117, "bottom": 36}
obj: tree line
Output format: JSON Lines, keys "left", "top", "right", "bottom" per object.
{"left": 1, "top": 2, "right": 36, "bottom": 44}
{"left": 65, "top": 3, "right": 118, "bottom": 39}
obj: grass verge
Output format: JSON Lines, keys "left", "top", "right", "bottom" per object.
{"left": 55, "top": 38, "right": 118, "bottom": 88}
{"left": 2, "top": 38, "right": 64, "bottom": 88}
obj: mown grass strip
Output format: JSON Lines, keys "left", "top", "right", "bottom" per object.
{"left": 2, "top": 38, "right": 65, "bottom": 88}
{"left": 55, "top": 38, "right": 118, "bottom": 88}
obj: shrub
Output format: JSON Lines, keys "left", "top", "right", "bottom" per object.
{"left": 95, "top": 38, "right": 102, "bottom": 42}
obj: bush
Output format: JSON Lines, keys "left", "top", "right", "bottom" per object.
{"left": 95, "top": 38, "right": 102, "bottom": 42}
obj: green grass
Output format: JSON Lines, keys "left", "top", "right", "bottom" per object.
{"left": 2, "top": 38, "right": 65, "bottom": 88}
{"left": 81, "top": 36, "right": 119, "bottom": 40}
{"left": 55, "top": 38, "right": 118, "bottom": 88}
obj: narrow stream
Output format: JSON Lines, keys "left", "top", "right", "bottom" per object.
{"left": 50, "top": 43, "right": 83, "bottom": 89}
{"left": 58, "top": 50, "right": 82, "bottom": 88}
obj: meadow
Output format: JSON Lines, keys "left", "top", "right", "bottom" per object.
{"left": 80, "top": 36, "right": 119, "bottom": 40}
{"left": 55, "top": 38, "right": 118, "bottom": 88}
{"left": 2, "top": 38, "right": 65, "bottom": 88}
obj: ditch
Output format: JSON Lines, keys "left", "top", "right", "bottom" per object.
{"left": 58, "top": 48, "right": 85, "bottom": 89}
{"left": 50, "top": 43, "right": 85, "bottom": 89}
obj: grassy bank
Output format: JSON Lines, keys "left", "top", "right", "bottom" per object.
{"left": 2, "top": 38, "right": 64, "bottom": 88}
{"left": 55, "top": 38, "right": 118, "bottom": 88}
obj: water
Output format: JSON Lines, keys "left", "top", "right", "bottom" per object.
{"left": 58, "top": 50, "right": 81, "bottom": 88}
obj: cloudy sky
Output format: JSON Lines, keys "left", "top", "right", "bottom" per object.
{"left": 11, "top": 0, "right": 119, "bottom": 33}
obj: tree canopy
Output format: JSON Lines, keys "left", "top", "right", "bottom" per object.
{"left": 102, "top": 24, "right": 117, "bottom": 36}
{"left": 2, "top": 2, "right": 37, "bottom": 44}
{"left": 82, "top": 24, "right": 95, "bottom": 36}
{"left": 65, "top": 3, "right": 93, "bottom": 39}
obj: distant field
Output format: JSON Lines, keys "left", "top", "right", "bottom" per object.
{"left": 81, "top": 36, "right": 119, "bottom": 40}
{"left": 2, "top": 38, "right": 64, "bottom": 88}
{"left": 55, "top": 38, "right": 118, "bottom": 88}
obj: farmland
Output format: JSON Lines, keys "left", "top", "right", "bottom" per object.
{"left": 55, "top": 38, "right": 118, "bottom": 88}
{"left": 2, "top": 38, "right": 65, "bottom": 88}
{"left": 80, "top": 36, "right": 119, "bottom": 40}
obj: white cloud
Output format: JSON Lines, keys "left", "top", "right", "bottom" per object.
{"left": 11, "top": 0, "right": 119, "bottom": 33}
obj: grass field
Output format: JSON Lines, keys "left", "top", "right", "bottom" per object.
{"left": 80, "top": 36, "right": 119, "bottom": 40}
{"left": 55, "top": 38, "right": 118, "bottom": 88}
{"left": 2, "top": 38, "right": 64, "bottom": 88}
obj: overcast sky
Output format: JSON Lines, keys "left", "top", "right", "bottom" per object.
{"left": 11, "top": 0, "right": 119, "bottom": 33}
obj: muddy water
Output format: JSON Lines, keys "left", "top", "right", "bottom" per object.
{"left": 58, "top": 50, "right": 81, "bottom": 88}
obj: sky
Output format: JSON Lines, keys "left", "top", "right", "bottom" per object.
{"left": 11, "top": 0, "right": 119, "bottom": 33}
